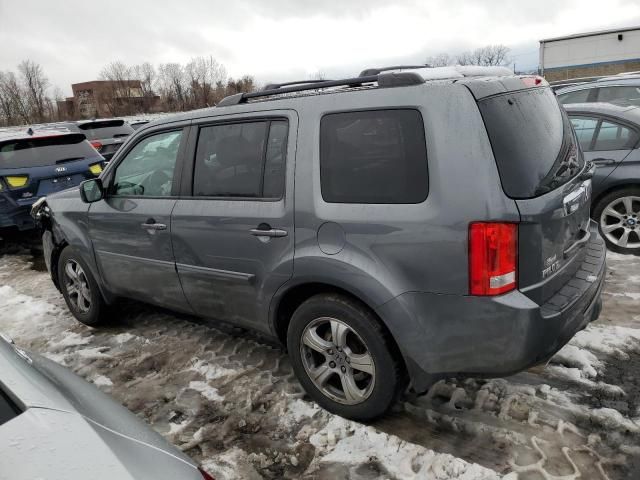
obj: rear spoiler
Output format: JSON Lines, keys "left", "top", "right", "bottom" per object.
{"left": 458, "top": 75, "right": 549, "bottom": 100}
{"left": 77, "top": 120, "right": 125, "bottom": 129}
{"left": 0, "top": 133, "right": 87, "bottom": 150}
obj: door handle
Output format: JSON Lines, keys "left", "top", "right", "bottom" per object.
{"left": 141, "top": 219, "right": 167, "bottom": 231}
{"left": 249, "top": 227, "right": 288, "bottom": 238}
{"left": 592, "top": 158, "right": 616, "bottom": 166}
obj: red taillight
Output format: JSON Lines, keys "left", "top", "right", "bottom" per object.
{"left": 469, "top": 222, "right": 517, "bottom": 296}
{"left": 198, "top": 467, "right": 216, "bottom": 480}
{"left": 90, "top": 141, "right": 103, "bottom": 151}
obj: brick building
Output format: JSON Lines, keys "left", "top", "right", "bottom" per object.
{"left": 57, "top": 80, "right": 160, "bottom": 119}
{"left": 540, "top": 26, "right": 640, "bottom": 82}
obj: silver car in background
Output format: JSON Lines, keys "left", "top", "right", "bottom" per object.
{"left": 0, "top": 333, "right": 214, "bottom": 480}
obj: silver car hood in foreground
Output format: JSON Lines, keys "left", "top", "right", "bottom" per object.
{"left": 0, "top": 339, "right": 202, "bottom": 480}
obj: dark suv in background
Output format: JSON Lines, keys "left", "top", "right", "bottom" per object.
{"left": 74, "top": 119, "right": 135, "bottom": 161}
{"left": 0, "top": 127, "right": 104, "bottom": 230}
{"left": 33, "top": 66, "right": 606, "bottom": 420}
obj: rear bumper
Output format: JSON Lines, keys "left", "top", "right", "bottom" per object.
{"left": 377, "top": 227, "right": 607, "bottom": 393}
{"left": 0, "top": 205, "right": 36, "bottom": 230}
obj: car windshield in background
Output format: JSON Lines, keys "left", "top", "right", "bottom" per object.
{"left": 77, "top": 120, "right": 134, "bottom": 140}
{"left": 0, "top": 134, "right": 98, "bottom": 169}
{"left": 478, "top": 87, "right": 583, "bottom": 199}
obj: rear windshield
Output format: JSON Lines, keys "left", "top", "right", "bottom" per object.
{"left": 0, "top": 134, "right": 98, "bottom": 168}
{"left": 479, "top": 87, "right": 583, "bottom": 199}
{"left": 78, "top": 120, "right": 134, "bottom": 140}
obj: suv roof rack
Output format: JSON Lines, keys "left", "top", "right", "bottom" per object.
{"left": 262, "top": 79, "right": 333, "bottom": 91}
{"left": 358, "top": 64, "right": 429, "bottom": 77}
{"left": 217, "top": 71, "right": 425, "bottom": 107}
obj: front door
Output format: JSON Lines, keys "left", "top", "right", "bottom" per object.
{"left": 89, "top": 126, "right": 192, "bottom": 312}
{"left": 171, "top": 112, "right": 296, "bottom": 332}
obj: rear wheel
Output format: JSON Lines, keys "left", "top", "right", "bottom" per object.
{"left": 287, "top": 294, "right": 403, "bottom": 421}
{"left": 58, "top": 246, "right": 107, "bottom": 326}
{"left": 593, "top": 188, "right": 640, "bottom": 254}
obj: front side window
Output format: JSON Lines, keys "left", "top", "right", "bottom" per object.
{"left": 570, "top": 116, "right": 599, "bottom": 151}
{"left": 320, "top": 109, "right": 428, "bottom": 204}
{"left": 593, "top": 120, "right": 639, "bottom": 151}
{"left": 112, "top": 130, "right": 182, "bottom": 197}
{"left": 193, "top": 120, "right": 287, "bottom": 198}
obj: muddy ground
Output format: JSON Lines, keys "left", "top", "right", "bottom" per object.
{"left": 0, "top": 230, "right": 639, "bottom": 479}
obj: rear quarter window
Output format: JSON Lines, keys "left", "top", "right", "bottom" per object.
{"left": 320, "top": 109, "right": 428, "bottom": 204}
{"left": 478, "top": 87, "right": 583, "bottom": 199}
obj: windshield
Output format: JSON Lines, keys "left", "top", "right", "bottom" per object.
{"left": 78, "top": 120, "right": 134, "bottom": 140}
{"left": 478, "top": 87, "right": 583, "bottom": 199}
{"left": 0, "top": 134, "right": 99, "bottom": 169}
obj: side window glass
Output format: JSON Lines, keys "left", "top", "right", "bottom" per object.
{"left": 570, "top": 117, "right": 598, "bottom": 151}
{"left": 320, "top": 109, "right": 428, "bottom": 204}
{"left": 597, "top": 86, "right": 640, "bottom": 106}
{"left": 557, "top": 89, "right": 591, "bottom": 105}
{"left": 594, "top": 121, "right": 639, "bottom": 151}
{"left": 193, "top": 120, "right": 288, "bottom": 198}
{"left": 263, "top": 121, "right": 288, "bottom": 199}
{"left": 112, "top": 130, "right": 182, "bottom": 197}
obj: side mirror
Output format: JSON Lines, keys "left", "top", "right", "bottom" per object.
{"left": 80, "top": 178, "right": 104, "bottom": 203}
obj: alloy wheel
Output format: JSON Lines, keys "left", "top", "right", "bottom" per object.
{"left": 600, "top": 196, "right": 640, "bottom": 250}
{"left": 64, "top": 260, "right": 92, "bottom": 313}
{"left": 300, "top": 317, "right": 375, "bottom": 405}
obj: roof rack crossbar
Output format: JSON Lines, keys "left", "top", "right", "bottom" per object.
{"left": 262, "top": 79, "right": 334, "bottom": 91}
{"left": 359, "top": 64, "right": 429, "bottom": 77}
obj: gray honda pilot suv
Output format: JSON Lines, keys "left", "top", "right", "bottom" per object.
{"left": 32, "top": 66, "right": 606, "bottom": 421}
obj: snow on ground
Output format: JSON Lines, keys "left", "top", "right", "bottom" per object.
{"left": 0, "top": 236, "right": 639, "bottom": 479}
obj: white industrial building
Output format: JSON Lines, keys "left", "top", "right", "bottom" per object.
{"left": 540, "top": 26, "right": 640, "bottom": 82}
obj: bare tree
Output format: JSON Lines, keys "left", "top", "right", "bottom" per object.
{"left": 156, "top": 63, "right": 187, "bottom": 112}
{"left": 185, "top": 56, "right": 227, "bottom": 108}
{"left": 425, "top": 53, "right": 454, "bottom": 67}
{"left": 0, "top": 71, "right": 31, "bottom": 125}
{"left": 457, "top": 45, "right": 510, "bottom": 67}
{"left": 17, "top": 60, "right": 50, "bottom": 122}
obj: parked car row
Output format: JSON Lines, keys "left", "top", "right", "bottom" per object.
{"left": 31, "top": 66, "right": 606, "bottom": 421}
{"left": 0, "top": 118, "right": 143, "bottom": 231}
{"left": 555, "top": 73, "right": 640, "bottom": 254}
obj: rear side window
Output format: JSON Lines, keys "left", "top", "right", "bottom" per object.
{"left": 570, "top": 116, "right": 598, "bottom": 151}
{"left": 557, "top": 88, "right": 592, "bottom": 105}
{"left": 78, "top": 120, "right": 134, "bottom": 140}
{"left": 596, "top": 86, "right": 640, "bottom": 106}
{"left": 0, "top": 134, "right": 98, "bottom": 168}
{"left": 593, "top": 120, "right": 639, "bottom": 151}
{"left": 479, "top": 88, "right": 583, "bottom": 199}
{"left": 320, "top": 109, "right": 428, "bottom": 204}
{"left": 193, "top": 120, "right": 287, "bottom": 198}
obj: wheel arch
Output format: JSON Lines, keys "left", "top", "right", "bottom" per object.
{"left": 269, "top": 280, "right": 408, "bottom": 380}
{"left": 592, "top": 182, "right": 640, "bottom": 217}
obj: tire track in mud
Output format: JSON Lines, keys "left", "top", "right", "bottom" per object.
{"left": 0, "top": 246, "right": 639, "bottom": 479}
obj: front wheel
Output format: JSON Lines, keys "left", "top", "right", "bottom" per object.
{"left": 593, "top": 188, "right": 640, "bottom": 254}
{"left": 58, "top": 246, "right": 107, "bottom": 326}
{"left": 287, "top": 294, "right": 403, "bottom": 421}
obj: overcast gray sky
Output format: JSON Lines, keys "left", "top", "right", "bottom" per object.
{"left": 1, "top": 0, "right": 639, "bottom": 96}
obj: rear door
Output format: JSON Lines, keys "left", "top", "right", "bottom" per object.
{"left": 478, "top": 87, "right": 592, "bottom": 305}
{"left": 570, "top": 115, "right": 638, "bottom": 188}
{"left": 171, "top": 111, "right": 296, "bottom": 333}
{"left": 88, "top": 123, "right": 191, "bottom": 312}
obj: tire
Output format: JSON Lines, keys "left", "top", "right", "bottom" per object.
{"left": 592, "top": 187, "right": 640, "bottom": 255}
{"left": 57, "top": 246, "right": 107, "bottom": 326}
{"left": 287, "top": 293, "right": 403, "bottom": 421}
